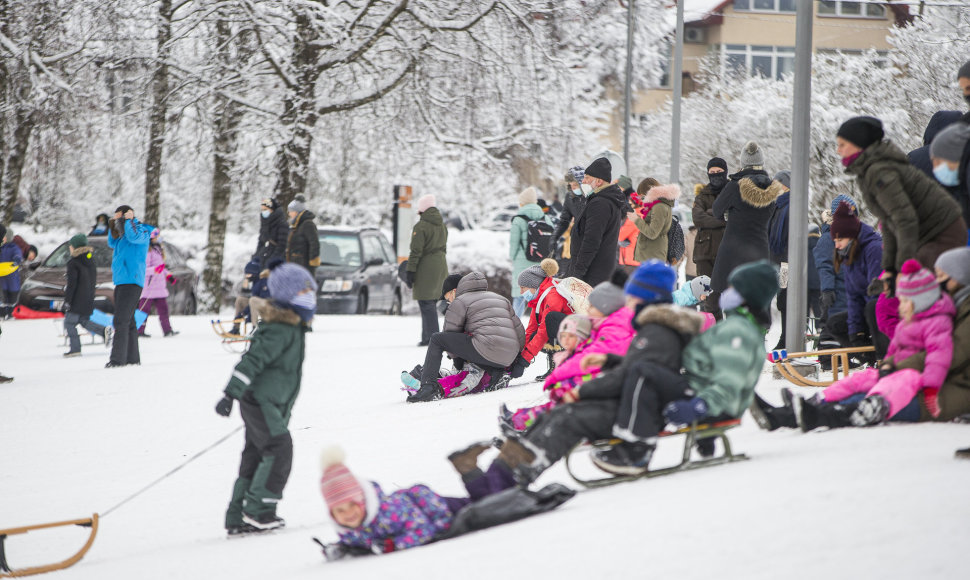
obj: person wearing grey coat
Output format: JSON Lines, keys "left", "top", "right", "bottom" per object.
{"left": 410, "top": 272, "right": 526, "bottom": 402}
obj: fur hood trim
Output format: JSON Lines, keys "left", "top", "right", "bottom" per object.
{"left": 70, "top": 246, "right": 94, "bottom": 258}
{"left": 250, "top": 296, "right": 301, "bottom": 325}
{"left": 634, "top": 303, "right": 705, "bottom": 336}
{"left": 739, "top": 178, "right": 785, "bottom": 208}
{"left": 645, "top": 184, "right": 682, "bottom": 203}
{"left": 694, "top": 183, "right": 705, "bottom": 196}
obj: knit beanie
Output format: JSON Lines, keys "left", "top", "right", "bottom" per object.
{"left": 416, "top": 194, "right": 436, "bottom": 214}
{"left": 739, "top": 141, "right": 765, "bottom": 168}
{"left": 830, "top": 201, "right": 862, "bottom": 239}
{"left": 728, "top": 260, "right": 779, "bottom": 311}
{"left": 288, "top": 194, "right": 307, "bottom": 214}
{"left": 320, "top": 447, "right": 366, "bottom": 512}
{"left": 959, "top": 59, "right": 970, "bottom": 80}
{"left": 558, "top": 314, "right": 592, "bottom": 343}
{"left": 518, "top": 187, "right": 538, "bottom": 206}
{"left": 585, "top": 157, "right": 612, "bottom": 182}
{"left": 69, "top": 233, "right": 87, "bottom": 248}
{"left": 624, "top": 259, "right": 676, "bottom": 304}
{"left": 268, "top": 262, "right": 318, "bottom": 305}
{"left": 929, "top": 122, "right": 970, "bottom": 163}
{"left": 896, "top": 259, "right": 941, "bottom": 313}
{"left": 244, "top": 259, "right": 261, "bottom": 277}
{"left": 568, "top": 166, "right": 585, "bottom": 184}
{"left": 690, "top": 275, "right": 712, "bottom": 300}
{"left": 616, "top": 175, "right": 633, "bottom": 194}
{"left": 837, "top": 116, "right": 884, "bottom": 149}
{"left": 588, "top": 282, "right": 626, "bottom": 316}
{"left": 440, "top": 273, "right": 463, "bottom": 299}
{"left": 773, "top": 170, "right": 791, "bottom": 190}
{"left": 707, "top": 157, "right": 728, "bottom": 172}
{"left": 517, "top": 258, "right": 558, "bottom": 289}
{"left": 936, "top": 246, "right": 970, "bottom": 287}
{"left": 830, "top": 194, "right": 857, "bottom": 214}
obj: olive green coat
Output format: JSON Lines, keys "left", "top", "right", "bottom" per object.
{"left": 633, "top": 200, "right": 673, "bottom": 263}
{"left": 845, "top": 140, "right": 962, "bottom": 272}
{"left": 407, "top": 207, "right": 449, "bottom": 301}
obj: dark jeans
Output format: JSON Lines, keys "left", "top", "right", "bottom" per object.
{"left": 138, "top": 297, "right": 172, "bottom": 334}
{"left": 615, "top": 361, "right": 693, "bottom": 442}
{"left": 420, "top": 332, "right": 503, "bottom": 386}
{"left": 64, "top": 313, "right": 105, "bottom": 353}
{"left": 110, "top": 284, "right": 142, "bottom": 365}
{"left": 418, "top": 299, "right": 439, "bottom": 344}
{"left": 520, "top": 400, "right": 619, "bottom": 473}
{"left": 818, "top": 299, "right": 888, "bottom": 359}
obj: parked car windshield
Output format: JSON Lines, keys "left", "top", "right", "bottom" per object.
{"left": 42, "top": 241, "right": 113, "bottom": 268}
{"left": 318, "top": 233, "right": 362, "bottom": 267}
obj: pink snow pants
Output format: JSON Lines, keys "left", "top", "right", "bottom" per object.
{"left": 821, "top": 368, "right": 924, "bottom": 418}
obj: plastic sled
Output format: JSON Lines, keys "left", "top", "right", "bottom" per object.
{"left": 11, "top": 305, "right": 63, "bottom": 320}
{"left": 0, "top": 514, "right": 98, "bottom": 577}
{"left": 770, "top": 346, "right": 876, "bottom": 387}
{"left": 89, "top": 308, "right": 147, "bottom": 329}
{"left": 565, "top": 419, "right": 748, "bottom": 489}
{"left": 0, "top": 262, "right": 19, "bottom": 277}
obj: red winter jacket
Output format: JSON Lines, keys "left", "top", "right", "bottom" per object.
{"left": 521, "top": 277, "right": 574, "bottom": 362}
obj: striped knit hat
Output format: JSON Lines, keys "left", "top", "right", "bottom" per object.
{"left": 896, "top": 259, "right": 940, "bottom": 314}
{"left": 320, "top": 447, "right": 365, "bottom": 511}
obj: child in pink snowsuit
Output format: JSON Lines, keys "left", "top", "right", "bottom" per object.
{"left": 820, "top": 259, "right": 954, "bottom": 423}
{"left": 138, "top": 229, "right": 177, "bottom": 337}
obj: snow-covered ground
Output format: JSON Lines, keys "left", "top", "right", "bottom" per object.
{"left": 2, "top": 313, "right": 968, "bottom": 580}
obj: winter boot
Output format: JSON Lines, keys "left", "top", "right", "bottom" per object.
{"left": 451, "top": 363, "right": 485, "bottom": 397}
{"left": 242, "top": 511, "right": 285, "bottom": 531}
{"left": 749, "top": 393, "right": 797, "bottom": 431}
{"left": 849, "top": 395, "right": 890, "bottom": 427}
{"left": 406, "top": 382, "right": 443, "bottom": 403}
{"left": 695, "top": 438, "right": 716, "bottom": 458}
{"left": 63, "top": 351, "right": 82, "bottom": 358}
{"left": 226, "top": 522, "right": 265, "bottom": 537}
{"left": 484, "top": 372, "right": 511, "bottom": 392}
{"left": 534, "top": 350, "right": 556, "bottom": 382}
{"left": 496, "top": 437, "right": 543, "bottom": 486}
{"left": 229, "top": 323, "right": 241, "bottom": 336}
{"left": 955, "top": 447, "right": 970, "bottom": 459}
{"left": 400, "top": 371, "right": 421, "bottom": 393}
{"left": 590, "top": 440, "right": 656, "bottom": 476}
{"left": 447, "top": 441, "right": 494, "bottom": 476}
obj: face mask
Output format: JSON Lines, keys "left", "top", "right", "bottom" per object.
{"left": 708, "top": 173, "right": 727, "bottom": 189}
{"left": 522, "top": 289, "right": 537, "bottom": 302}
{"left": 290, "top": 292, "right": 316, "bottom": 321}
{"left": 571, "top": 188, "right": 582, "bottom": 196}
{"left": 719, "top": 287, "right": 744, "bottom": 311}
{"left": 841, "top": 151, "right": 862, "bottom": 168}
{"left": 933, "top": 163, "right": 960, "bottom": 186}
{"left": 580, "top": 184, "right": 593, "bottom": 196}
{"left": 261, "top": 210, "right": 271, "bottom": 218}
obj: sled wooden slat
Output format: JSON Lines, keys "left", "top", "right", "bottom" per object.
{"left": 772, "top": 346, "right": 876, "bottom": 388}
{"left": 0, "top": 513, "right": 98, "bottom": 577}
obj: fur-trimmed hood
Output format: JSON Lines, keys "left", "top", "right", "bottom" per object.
{"left": 645, "top": 184, "right": 682, "bottom": 203}
{"left": 70, "top": 245, "right": 94, "bottom": 258}
{"left": 739, "top": 177, "right": 785, "bottom": 209}
{"left": 250, "top": 296, "right": 302, "bottom": 326}
{"left": 634, "top": 303, "right": 705, "bottom": 336}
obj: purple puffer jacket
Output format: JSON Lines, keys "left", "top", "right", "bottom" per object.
{"left": 337, "top": 482, "right": 454, "bottom": 554}
{"left": 543, "top": 306, "right": 635, "bottom": 390}
{"left": 842, "top": 223, "right": 883, "bottom": 334}
{"left": 885, "top": 293, "right": 955, "bottom": 393}
{"left": 0, "top": 242, "right": 23, "bottom": 292}
{"left": 140, "top": 246, "right": 169, "bottom": 299}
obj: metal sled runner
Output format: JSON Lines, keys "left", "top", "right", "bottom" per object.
{"left": 565, "top": 419, "right": 748, "bottom": 488}
{"left": 772, "top": 346, "right": 876, "bottom": 388}
{"left": 0, "top": 514, "right": 98, "bottom": 577}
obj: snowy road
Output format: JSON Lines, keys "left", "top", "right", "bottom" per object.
{"left": 2, "top": 313, "right": 968, "bottom": 579}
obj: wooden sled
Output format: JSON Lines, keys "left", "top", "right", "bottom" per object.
{"left": 0, "top": 514, "right": 98, "bottom": 577}
{"left": 211, "top": 318, "right": 252, "bottom": 353}
{"left": 773, "top": 346, "right": 876, "bottom": 388}
{"left": 565, "top": 419, "right": 748, "bottom": 489}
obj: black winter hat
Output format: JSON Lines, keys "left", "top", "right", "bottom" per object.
{"left": 707, "top": 157, "right": 728, "bottom": 172}
{"left": 959, "top": 59, "right": 970, "bottom": 80}
{"left": 837, "top": 116, "right": 884, "bottom": 149}
{"left": 585, "top": 157, "right": 612, "bottom": 182}
{"left": 440, "top": 273, "right": 464, "bottom": 299}
{"left": 115, "top": 204, "right": 133, "bottom": 215}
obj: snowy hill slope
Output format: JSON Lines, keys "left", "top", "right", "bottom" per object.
{"left": 1, "top": 314, "right": 968, "bottom": 580}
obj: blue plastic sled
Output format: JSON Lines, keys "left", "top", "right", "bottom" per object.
{"left": 90, "top": 308, "right": 148, "bottom": 329}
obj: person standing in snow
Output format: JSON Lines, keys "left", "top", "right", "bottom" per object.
{"left": 0, "top": 225, "right": 22, "bottom": 319}
{"left": 629, "top": 180, "right": 680, "bottom": 264}
{"left": 406, "top": 194, "right": 449, "bottom": 347}
{"left": 510, "top": 187, "right": 554, "bottom": 317}
{"left": 907, "top": 111, "right": 964, "bottom": 180}
{"left": 255, "top": 197, "right": 288, "bottom": 268}
{"left": 549, "top": 166, "right": 588, "bottom": 268}
{"left": 691, "top": 158, "right": 729, "bottom": 280}
{"left": 215, "top": 263, "right": 316, "bottom": 535}
{"left": 63, "top": 233, "right": 111, "bottom": 357}
{"left": 106, "top": 205, "right": 152, "bottom": 368}
{"left": 567, "top": 157, "right": 626, "bottom": 286}
{"left": 137, "top": 229, "right": 178, "bottom": 338}
{"left": 285, "top": 194, "right": 321, "bottom": 276}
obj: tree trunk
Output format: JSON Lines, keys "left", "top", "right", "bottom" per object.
{"left": 1, "top": 101, "right": 35, "bottom": 225}
{"left": 144, "top": 0, "right": 172, "bottom": 226}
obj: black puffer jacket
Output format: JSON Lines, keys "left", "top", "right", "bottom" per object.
{"left": 568, "top": 183, "right": 627, "bottom": 286}
{"left": 286, "top": 210, "right": 320, "bottom": 275}
{"left": 256, "top": 207, "right": 289, "bottom": 266}
{"left": 65, "top": 246, "right": 97, "bottom": 317}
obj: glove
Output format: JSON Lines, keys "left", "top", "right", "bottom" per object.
{"left": 820, "top": 290, "right": 836, "bottom": 319}
{"left": 866, "top": 278, "right": 884, "bottom": 297}
{"left": 215, "top": 395, "right": 233, "bottom": 417}
{"left": 321, "top": 542, "right": 349, "bottom": 562}
{"left": 371, "top": 538, "right": 395, "bottom": 554}
{"left": 548, "top": 238, "right": 559, "bottom": 256}
{"left": 878, "top": 364, "right": 896, "bottom": 379}
{"left": 508, "top": 355, "right": 529, "bottom": 379}
{"left": 166, "top": 274, "right": 177, "bottom": 285}
{"left": 850, "top": 332, "right": 869, "bottom": 349}
{"left": 405, "top": 270, "right": 415, "bottom": 288}
{"left": 61, "top": 302, "right": 70, "bottom": 313}
{"left": 924, "top": 390, "right": 941, "bottom": 418}
{"left": 662, "top": 397, "right": 709, "bottom": 426}
{"left": 154, "top": 263, "right": 165, "bottom": 274}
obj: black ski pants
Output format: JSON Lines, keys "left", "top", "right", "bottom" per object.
{"left": 110, "top": 284, "right": 142, "bottom": 365}
{"left": 419, "top": 332, "right": 504, "bottom": 386}
{"left": 614, "top": 361, "right": 693, "bottom": 443}
{"left": 418, "top": 299, "right": 439, "bottom": 344}
{"left": 521, "top": 400, "right": 619, "bottom": 471}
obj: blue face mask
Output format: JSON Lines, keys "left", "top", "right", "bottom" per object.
{"left": 522, "top": 289, "right": 537, "bottom": 302}
{"left": 261, "top": 209, "right": 271, "bottom": 218}
{"left": 571, "top": 188, "right": 582, "bottom": 196}
{"left": 933, "top": 163, "right": 960, "bottom": 186}
{"left": 290, "top": 292, "right": 317, "bottom": 322}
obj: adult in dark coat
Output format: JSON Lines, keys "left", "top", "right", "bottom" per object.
{"left": 567, "top": 157, "right": 626, "bottom": 287}
{"left": 549, "top": 167, "right": 588, "bottom": 262}
{"left": 256, "top": 197, "right": 289, "bottom": 268}
{"left": 691, "top": 157, "right": 729, "bottom": 280}
{"left": 907, "top": 111, "right": 963, "bottom": 178}
{"left": 285, "top": 195, "right": 321, "bottom": 276}
{"left": 926, "top": 121, "right": 970, "bottom": 233}
{"left": 710, "top": 142, "right": 782, "bottom": 304}
{"left": 407, "top": 194, "right": 449, "bottom": 346}
{"left": 63, "top": 233, "right": 108, "bottom": 356}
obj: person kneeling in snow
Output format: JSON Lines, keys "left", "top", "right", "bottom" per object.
{"left": 214, "top": 263, "right": 317, "bottom": 535}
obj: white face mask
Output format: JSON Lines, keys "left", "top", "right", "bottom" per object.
{"left": 261, "top": 209, "right": 271, "bottom": 218}
{"left": 580, "top": 183, "right": 593, "bottom": 196}
{"left": 719, "top": 287, "right": 744, "bottom": 311}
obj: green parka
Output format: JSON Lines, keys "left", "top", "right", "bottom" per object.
{"left": 224, "top": 298, "right": 306, "bottom": 436}
{"left": 509, "top": 203, "right": 554, "bottom": 297}
{"left": 682, "top": 308, "right": 766, "bottom": 418}
{"left": 845, "top": 140, "right": 962, "bottom": 272}
{"left": 407, "top": 207, "right": 448, "bottom": 301}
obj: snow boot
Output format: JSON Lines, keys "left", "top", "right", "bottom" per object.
{"left": 164, "top": 330, "right": 179, "bottom": 337}
{"left": 695, "top": 438, "right": 716, "bottom": 458}
{"left": 450, "top": 363, "right": 485, "bottom": 398}
{"left": 400, "top": 371, "right": 421, "bottom": 393}
{"left": 0, "top": 373, "right": 12, "bottom": 383}
{"left": 955, "top": 447, "right": 970, "bottom": 459}
{"left": 447, "top": 441, "right": 494, "bottom": 476}
{"left": 496, "top": 437, "right": 543, "bottom": 486}
{"left": 407, "top": 382, "right": 443, "bottom": 403}
{"left": 534, "top": 351, "right": 556, "bottom": 382}
{"left": 591, "top": 440, "right": 656, "bottom": 476}
{"left": 797, "top": 396, "right": 855, "bottom": 431}
{"left": 242, "top": 512, "right": 285, "bottom": 531}
{"left": 749, "top": 392, "right": 797, "bottom": 431}
{"left": 63, "top": 351, "right": 81, "bottom": 358}
{"left": 849, "top": 395, "right": 890, "bottom": 427}
{"left": 226, "top": 522, "right": 266, "bottom": 537}
{"left": 484, "top": 372, "right": 512, "bottom": 392}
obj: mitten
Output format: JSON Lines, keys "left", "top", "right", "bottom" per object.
{"left": 662, "top": 397, "right": 709, "bottom": 425}
{"left": 866, "top": 277, "right": 884, "bottom": 297}
{"left": 215, "top": 395, "right": 233, "bottom": 417}
{"left": 166, "top": 274, "right": 177, "bottom": 285}
{"left": 405, "top": 270, "right": 415, "bottom": 287}
{"left": 321, "top": 542, "right": 348, "bottom": 562}
{"left": 508, "top": 355, "right": 529, "bottom": 379}
{"left": 371, "top": 538, "right": 395, "bottom": 554}
{"left": 924, "top": 390, "right": 941, "bottom": 418}
{"left": 154, "top": 263, "right": 165, "bottom": 274}
{"left": 62, "top": 302, "right": 70, "bottom": 312}
{"left": 878, "top": 364, "right": 895, "bottom": 379}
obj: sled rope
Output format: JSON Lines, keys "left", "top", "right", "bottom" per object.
{"left": 101, "top": 425, "right": 244, "bottom": 518}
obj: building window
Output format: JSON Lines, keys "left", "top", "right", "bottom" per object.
{"left": 733, "top": 0, "right": 796, "bottom": 13}
{"left": 723, "top": 44, "right": 795, "bottom": 80}
{"left": 818, "top": 1, "right": 886, "bottom": 18}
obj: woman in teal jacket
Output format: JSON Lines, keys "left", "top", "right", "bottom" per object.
{"left": 510, "top": 187, "right": 554, "bottom": 316}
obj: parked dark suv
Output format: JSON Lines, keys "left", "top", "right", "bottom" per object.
{"left": 19, "top": 237, "right": 200, "bottom": 314}
{"left": 316, "top": 227, "right": 403, "bottom": 315}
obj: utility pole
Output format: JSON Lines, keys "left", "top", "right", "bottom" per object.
{"left": 623, "top": 0, "right": 635, "bottom": 166}
{"left": 670, "top": 0, "right": 684, "bottom": 184}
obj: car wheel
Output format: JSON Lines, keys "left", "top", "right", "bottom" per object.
{"left": 183, "top": 292, "right": 197, "bottom": 315}
{"left": 388, "top": 290, "right": 402, "bottom": 315}
{"left": 356, "top": 290, "right": 368, "bottom": 315}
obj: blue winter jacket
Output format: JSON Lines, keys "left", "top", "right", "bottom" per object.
{"left": 0, "top": 242, "right": 23, "bottom": 292}
{"left": 842, "top": 223, "right": 883, "bottom": 335}
{"left": 814, "top": 224, "right": 846, "bottom": 316}
{"left": 107, "top": 218, "right": 153, "bottom": 287}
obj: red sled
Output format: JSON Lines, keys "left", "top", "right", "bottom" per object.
{"left": 12, "top": 304, "right": 65, "bottom": 319}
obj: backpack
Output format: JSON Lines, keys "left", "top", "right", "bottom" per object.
{"left": 536, "top": 276, "right": 592, "bottom": 315}
{"left": 666, "top": 216, "right": 685, "bottom": 264}
{"left": 514, "top": 216, "right": 555, "bottom": 262}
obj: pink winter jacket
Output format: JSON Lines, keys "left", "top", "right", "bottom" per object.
{"left": 140, "top": 246, "right": 170, "bottom": 300}
{"left": 885, "top": 293, "right": 955, "bottom": 393}
{"left": 875, "top": 294, "right": 901, "bottom": 340}
{"left": 543, "top": 306, "right": 635, "bottom": 390}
